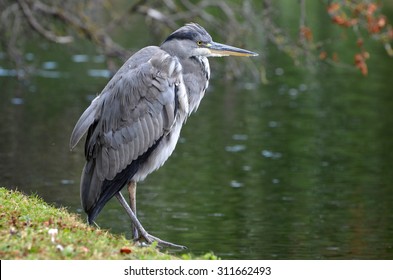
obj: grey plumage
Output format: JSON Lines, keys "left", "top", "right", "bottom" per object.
{"left": 70, "top": 23, "right": 257, "bottom": 247}
{"left": 71, "top": 46, "right": 187, "bottom": 221}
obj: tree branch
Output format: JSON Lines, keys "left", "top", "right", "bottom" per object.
{"left": 16, "top": 0, "right": 73, "bottom": 44}
{"left": 31, "top": 0, "right": 130, "bottom": 59}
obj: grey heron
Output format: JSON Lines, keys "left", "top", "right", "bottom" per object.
{"left": 70, "top": 23, "right": 257, "bottom": 248}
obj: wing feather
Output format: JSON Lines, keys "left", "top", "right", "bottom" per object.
{"left": 145, "top": 114, "right": 155, "bottom": 142}
{"left": 140, "top": 117, "right": 150, "bottom": 148}
{"left": 70, "top": 96, "right": 100, "bottom": 150}
{"left": 131, "top": 126, "right": 140, "bottom": 160}
{"left": 99, "top": 148, "right": 109, "bottom": 181}
{"left": 121, "top": 140, "right": 129, "bottom": 169}
{"left": 107, "top": 148, "right": 116, "bottom": 180}
{"left": 133, "top": 120, "right": 144, "bottom": 158}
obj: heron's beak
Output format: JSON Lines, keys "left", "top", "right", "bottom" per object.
{"left": 207, "top": 42, "right": 258, "bottom": 57}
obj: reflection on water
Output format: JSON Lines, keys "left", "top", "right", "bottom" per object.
{"left": 1, "top": 44, "right": 393, "bottom": 259}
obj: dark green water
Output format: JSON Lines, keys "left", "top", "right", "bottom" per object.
{"left": 1, "top": 29, "right": 393, "bottom": 259}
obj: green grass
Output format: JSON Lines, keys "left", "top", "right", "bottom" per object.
{"left": 0, "top": 187, "right": 217, "bottom": 260}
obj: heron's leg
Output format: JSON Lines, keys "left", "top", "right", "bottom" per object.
{"left": 127, "top": 181, "right": 139, "bottom": 240}
{"left": 115, "top": 192, "right": 186, "bottom": 250}
{"left": 115, "top": 192, "right": 150, "bottom": 242}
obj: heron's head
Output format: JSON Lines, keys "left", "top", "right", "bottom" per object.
{"left": 161, "top": 23, "right": 258, "bottom": 58}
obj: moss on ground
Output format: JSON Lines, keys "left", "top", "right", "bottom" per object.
{"left": 0, "top": 187, "right": 217, "bottom": 260}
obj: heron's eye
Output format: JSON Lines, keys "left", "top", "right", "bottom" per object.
{"left": 197, "top": 41, "right": 203, "bottom": 46}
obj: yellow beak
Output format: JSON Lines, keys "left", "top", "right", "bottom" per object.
{"left": 207, "top": 42, "right": 258, "bottom": 57}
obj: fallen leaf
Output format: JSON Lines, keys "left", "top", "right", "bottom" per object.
{"left": 120, "top": 247, "right": 132, "bottom": 254}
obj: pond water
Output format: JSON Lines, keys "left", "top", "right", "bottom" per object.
{"left": 1, "top": 30, "right": 393, "bottom": 260}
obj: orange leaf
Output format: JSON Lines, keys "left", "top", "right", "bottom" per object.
{"left": 354, "top": 53, "right": 368, "bottom": 76}
{"left": 354, "top": 53, "right": 364, "bottom": 63}
{"left": 332, "top": 15, "right": 346, "bottom": 26}
{"left": 367, "top": 3, "right": 378, "bottom": 15}
{"left": 368, "top": 21, "right": 381, "bottom": 33}
{"left": 327, "top": 3, "right": 340, "bottom": 14}
{"left": 377, "top": 16, "right": 386, "bottom": 28}
{"left": 300, "top": 26, "right": 313, "bottom": 42}
{"left": 120, "top": 247, "right": 132, "bottom": 254}
{"left": 360, "top": 63, "right": 368, "bottom": 76}
{"left": 319, "top": 51, "right": 327, "bottom": 60}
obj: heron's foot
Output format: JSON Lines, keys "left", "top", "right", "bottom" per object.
{"left": 134, "top": 232, "right": 187, "bottom": 250}
{"left": 147, "top": 233, "right": 187, "bottom": 250}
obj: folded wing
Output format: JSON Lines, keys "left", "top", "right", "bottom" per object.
{"left": 69, "top": 46, "right": 185, "bottom": 222}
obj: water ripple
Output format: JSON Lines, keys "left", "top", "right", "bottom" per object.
{"left": 225, "top": 145, "right": 246, "bottom": 153}
{"left": 261, "top": 149, "right": 282, "bottom": 159}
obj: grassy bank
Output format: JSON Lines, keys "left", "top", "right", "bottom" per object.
{"left": 0, "top": 187, "right": 216, "bottom": 260}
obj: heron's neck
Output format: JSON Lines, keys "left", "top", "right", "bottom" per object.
{"left": 181, "top": 56, "right": 210, "bottom": 114}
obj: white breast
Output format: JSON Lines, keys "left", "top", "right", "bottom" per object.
{"left": 133, "top": 120, "right": 183, "bottom": 182}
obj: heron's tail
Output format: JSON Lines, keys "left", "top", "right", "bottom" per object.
{"left": 80, "top": 161, "right": 103, "bottom": 224}
{"left": 81, "top": 135, "right": 165, "bottom": 224}
{"left": 81, "top": 159, "right": 140, "bottom": 224}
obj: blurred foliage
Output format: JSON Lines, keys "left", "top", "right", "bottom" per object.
{"left": 323, "top": 0, "right": 393, "bottom": 75}
{"left": 0, "top": 0, "right": 392, "bottom": 78}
